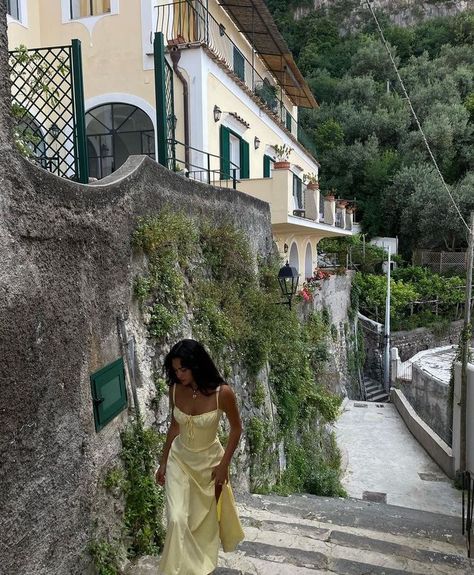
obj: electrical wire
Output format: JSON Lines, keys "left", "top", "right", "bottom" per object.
{"left": 364, "top": 0, "right": 471, "bottom": 234}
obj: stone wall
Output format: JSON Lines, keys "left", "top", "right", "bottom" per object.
{"left": 391, "top": 320, "right": 463, "bottom": 361}
{"left": 0, "top": 149, "right": 272, "bottom": 575}
{"left": 396, "top": 363, "right": 451, "bottom": 445}
{"left": 359, "top": 315, "right": 463, "bottom": 382}
{"left": 305, "top": 272, "right": 355, "bottom": 397}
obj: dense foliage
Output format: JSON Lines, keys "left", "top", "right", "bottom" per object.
{"left": 353, "top": 266, "right": 465, "bottom": 330}
{"left": 266, "top": 0, "right": 474, "bottom": 257}
{"left": 133, "top": 211, "right": 344, "bottom": 496}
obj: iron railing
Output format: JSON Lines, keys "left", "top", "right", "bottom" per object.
{"left": 167, "top": 139, "right": 238, "bottom": 189}
{"left": 154, "top": 0, "right": 317, "bottom": 158}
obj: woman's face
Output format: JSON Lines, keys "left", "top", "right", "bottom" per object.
{"left": 171, "top": 357, "right": 196, "bottom": 387}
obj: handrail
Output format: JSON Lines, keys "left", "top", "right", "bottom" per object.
{"left": 155, "top": 1, "right": 317, "bottom": 158}
{"left": 167, "top": 138, "right": 239, "bottom": 189}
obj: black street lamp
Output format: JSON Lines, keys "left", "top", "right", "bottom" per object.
{"left": 278, "top": 261, "right": 299, "bottom": 309}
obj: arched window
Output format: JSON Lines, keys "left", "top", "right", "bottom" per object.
{"left": 289, "top": 242, "right": 299, "bottom": 273}
{"left": 85, "top": 103, "right": 155, "bottom": 179}
{"left": 305, "top": 242, "right": 313, "bottom": 280}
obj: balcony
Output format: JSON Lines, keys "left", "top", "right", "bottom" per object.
{"left": 155, "top": 0, "right": 318, "bottom": 158}
{"left": 236, "top": 167, "right": 355, "bottom": 237}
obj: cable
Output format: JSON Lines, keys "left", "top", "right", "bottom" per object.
{"left": 364, "top": 0, "right": 471, "bottom": 234}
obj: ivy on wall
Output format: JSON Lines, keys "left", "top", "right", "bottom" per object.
{"left": 133, "top": 209, "right": 345, "bottom": 495}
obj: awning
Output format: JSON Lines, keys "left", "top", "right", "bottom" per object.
{"left": 218, "top": 0, "right": 318, "bottom": 109}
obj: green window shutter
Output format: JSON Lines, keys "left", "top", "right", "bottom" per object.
{"left": 286, "top": 111, "right": 292, "bottom": 132}
{"left": 220, "top": 125, "right": 230, "bottom": 179}
{"left": 240, "top": 138, "right": 249, "bottom": 179}
{"left": 90, "top": 358, "right": 128, "bottom": 432}
{"left": 263, "top": 154, "right": 273, "bottom": 178}
{"left": 233, "top": 46, "right": 245, "bottom": 82}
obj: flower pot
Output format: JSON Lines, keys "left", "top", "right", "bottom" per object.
{"left": 273, "top": 161, "right": 290, "bottom": 169}
{"left": 324, "top": 194, "right": 335, "bottom": 201}
{"left": 306, "top": 182, "right": 319, "bottom": 190}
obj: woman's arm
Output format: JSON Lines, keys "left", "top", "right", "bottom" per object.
{"left": 212, "top": 385, "right": 243, "bottom": 485}
{"left": 155, "top": 387, "right": 180, "bottom": 486}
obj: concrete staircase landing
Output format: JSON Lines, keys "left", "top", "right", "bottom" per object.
{"left": 125, "top": 492, "right": 471, "bottom": 574}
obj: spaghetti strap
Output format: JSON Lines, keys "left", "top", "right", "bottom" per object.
{"left": 172, "top": 383, "right": 176, "bottom": 405}
{"left": 216, "top": 385, "right": 221, "bottom": 410}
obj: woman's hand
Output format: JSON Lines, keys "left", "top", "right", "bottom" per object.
{"left": 155, "top": 463, "right": 166, "bottom": 486}
{"left": 211, "top": 462, "right": 229, "bottom": 486}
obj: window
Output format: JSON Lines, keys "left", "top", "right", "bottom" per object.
{"left": 293, "top": 174, "right": 303, "bottom": 210}
{"left": 85, "top": 103, "right": 155, "bottom": 180}
{"left": 263, "top": 154, "right": 274, "bottom": 178}
{"left": 233, "top": 46, "right": 245, "bottom": 82}
{"left": 70, "top": 0, "right": 111, "bottom": 19}
{"left": 6, "top": 0, "right": 20, "bottom": 20}
{"left": 286, "top": 110, "right": 292, "bottom": 132}
{"left": 220, "top": 125, "right": 249, "bottom": 180}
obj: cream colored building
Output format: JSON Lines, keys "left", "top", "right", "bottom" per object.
{"left": 6, "top": 0, "right": 353, "bottom": 279}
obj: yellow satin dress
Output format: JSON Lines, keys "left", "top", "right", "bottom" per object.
{"left": 159, "top": 385, "right": 244, "bottom": 575}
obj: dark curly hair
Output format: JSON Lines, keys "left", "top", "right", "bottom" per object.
{"left": 163, "top": 339, "right": 225, "bottom": 395}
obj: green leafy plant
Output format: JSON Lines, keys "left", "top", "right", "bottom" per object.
{"left": 89, "top": 539, "right": 124, "bottom": 575}
{"left": 119, "top": 419, "right": 166, "bottom": 557}
{"left": 272, "top": 143, "right": 293, "bottom": 161}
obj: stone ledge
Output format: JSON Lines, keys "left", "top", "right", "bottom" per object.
{"left": 391, "top": 388, "right": 454, "bottom": 479}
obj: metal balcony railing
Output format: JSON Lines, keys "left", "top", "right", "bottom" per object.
{"left": 167, "top": 138, "right": 239, "bottom": 189}
{"left": 155, "top": 0, "right": 318, "bottom": 158}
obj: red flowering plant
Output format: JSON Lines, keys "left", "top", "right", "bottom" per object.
{"left": 297, "top": 268, "right": 332, "bottom": 302}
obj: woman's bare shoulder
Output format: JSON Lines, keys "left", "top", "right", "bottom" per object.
{"left": 219, "top": 383, "right": 236, "bottom": 401}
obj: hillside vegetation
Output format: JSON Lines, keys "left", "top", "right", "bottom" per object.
{"left": 267, "top": 0, "right": 474, "bottom": 258}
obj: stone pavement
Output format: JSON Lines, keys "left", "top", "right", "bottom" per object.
{"left": 335, "top": 399, "right": 462, "bottom": 516}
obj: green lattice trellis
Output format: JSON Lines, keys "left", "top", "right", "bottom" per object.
{"left": 164, "top": 59, "right": 176, "bottom": 169}
{"left": 9, "top": 40, "right": 88, "bottom": 183}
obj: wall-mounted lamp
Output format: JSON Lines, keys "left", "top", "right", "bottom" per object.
{"left": 213, "top": 105, "right": 222, "bottom": 123}
{"left": 49, "top": 123, "right": 60, "bottom": 139}
{"left": 219, "top": 23, "right": 226, "bottom": 37}
{"left": 277, "top": 261, "right": 299, "bottom": 310}
{"left": 283, "top": 243, "right": 289, "bottom": 254}
{"left": 254, "top": 136, "right": 261, "bottom": 150}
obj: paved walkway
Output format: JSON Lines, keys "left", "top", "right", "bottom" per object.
{"left": 335, "top": 400, "right": 462, "bottom": 516}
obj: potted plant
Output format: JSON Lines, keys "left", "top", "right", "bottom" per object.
{"left": 272, "top": 143, "right": 293, "bottom": 169}
{"left": 323, "top": 188, "right": 336, "bottom": 201}
{"left": 303, "top": 172, "right": 319, "bottom": 190}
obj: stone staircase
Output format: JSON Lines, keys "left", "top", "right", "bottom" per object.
{"left": 126, "top": 492, "right": 472, "bottom": 574}
{"left": 363, "top": 376, "right": 389, "bottom": 403}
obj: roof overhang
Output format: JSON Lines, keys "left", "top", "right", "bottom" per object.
{"left": 273, "top": 217, "right": 354, "bottom": 237}
{"left": 218, "top": 0, "right": 318, "bottom": 109}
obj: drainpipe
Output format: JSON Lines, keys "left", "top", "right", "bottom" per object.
{"left": 169, "top": 47, "right": 190, "bottom": 171}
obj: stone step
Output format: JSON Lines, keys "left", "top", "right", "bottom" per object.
{"left": 366, "top": 391, "right": 389, "bottom": 402}
{"left": 237, "top": 492, "right": 465, "bottom": 546}
{"left": 125, "top": 493, "right": 471, "bottom": 574}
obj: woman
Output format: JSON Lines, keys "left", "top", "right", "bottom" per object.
{"left": 155, "top": 339, "right": 244, "bottom": 575}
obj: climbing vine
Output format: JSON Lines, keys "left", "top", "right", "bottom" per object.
{"left": 133, "top": 211, "right": 345, "bottom": 497}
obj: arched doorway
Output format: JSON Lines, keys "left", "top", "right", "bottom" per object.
{"left": 305, "top": 242, "right": 313, "bottom": 280}
{"left": 85, "top": 103, "right": 155, "bottom": 179}
{"left": 289, "top": 242, "right": 299, "bottom": 274}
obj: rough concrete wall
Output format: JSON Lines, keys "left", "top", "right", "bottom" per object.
{"left": 0, "top": 150, "right": 271, "bottom": 575}
{"left": 397, "top": 365, "right": 451, "bottom": 445}
{"left": 391, "top": 321, "right": 463, "bottom": 362}
{"left": 306, "top": 272, "right": 354, "bottom": 397}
